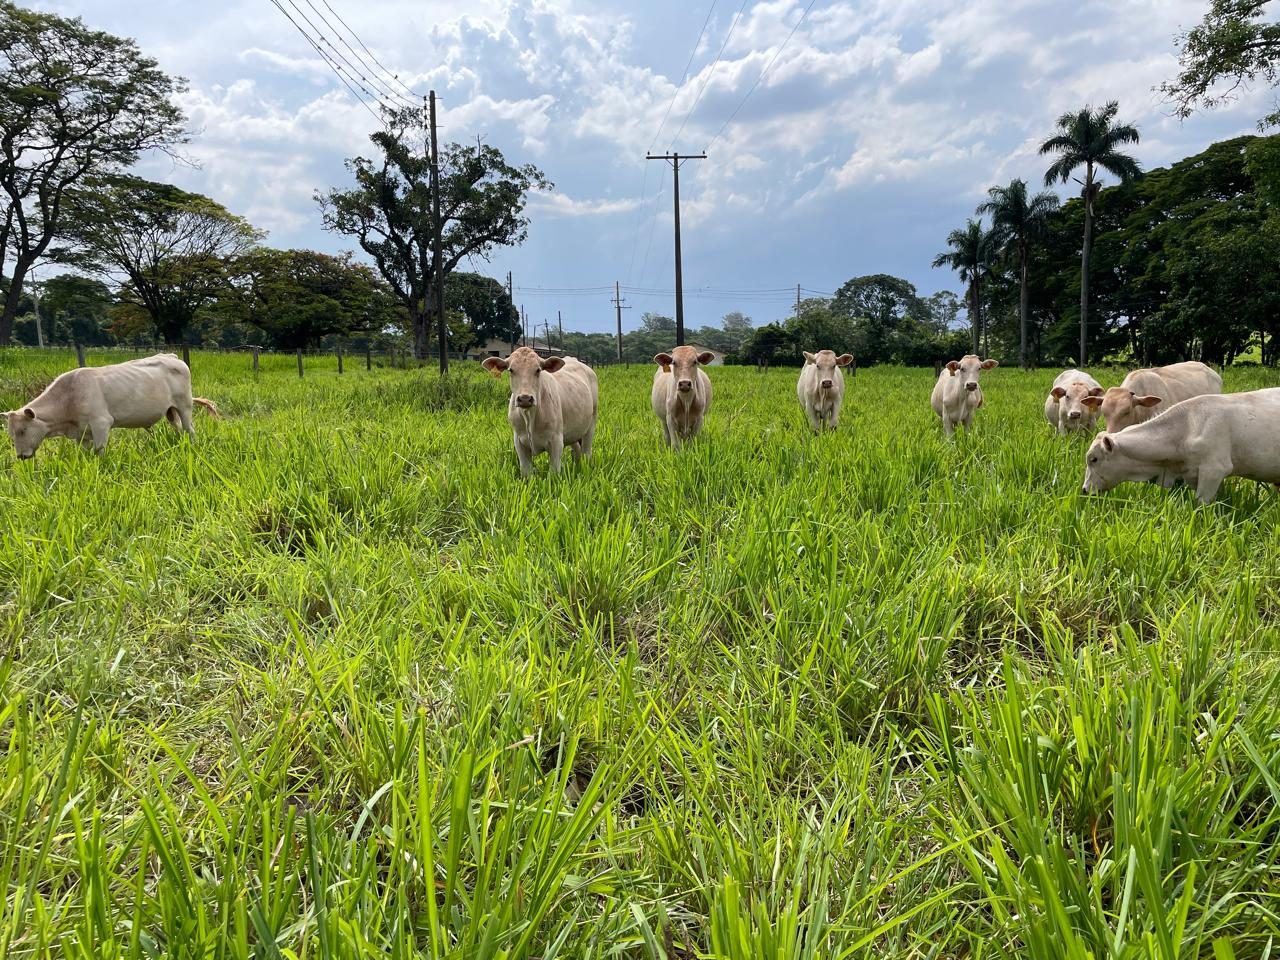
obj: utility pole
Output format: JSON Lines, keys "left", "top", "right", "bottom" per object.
{"left": 521, "top": 305, "right": 527, "bottom": 346}
{"left": 507, "top": 271, "right": 516, "bottom": 352}
{"left": 29, "top": 271, "right": 44, "bottom": 348}
{"left": 557, "top": 309, "right": 563, "bottom": 348}
{"left": 612, "top": 281, "right": 630, "bottom": 363}
{"left": 796, "top": 283, "right": 801, "bottom": 318}
{"left": 429, "top": 91, "right": 447, "bottom": 374}
{"left": 647, "top": 151, "right": 705, "bottom": 346}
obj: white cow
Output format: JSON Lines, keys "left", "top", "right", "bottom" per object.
{"left": 652, "top": 345, "right": 715, "bottom": 448}
{"left": 4, "top": 353, "right": 219, "bottom": 459}
{"left": 797, "top": 349, "right": 854, "bottom": 432}
{"left": 930, "top": 354, "right": 998, "bottom": 437}
{"left": 1082, "top": 388, "right": 1280, "bottom": 503}
{"left": 482, "top": 346, "right": 598, "bottom": 476}
{"left": 1081, "top": 360, "right": 1222, "bottom": 433}
{"left": 1044, "top": 369, "right": 1103, "bottom": 435}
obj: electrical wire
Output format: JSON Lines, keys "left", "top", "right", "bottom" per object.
{"left": 301, "top": 0, "right": 419, "bottom": 108}
{"left": 318, "top": 0, "right": 425, "bottom": 101}
{"left": 649, "top": 1, "right": 719, "bottom": 152}
{"left": 268, "top": 0, "right": 387, "bottom": 123}
{"left": 668, "top": 0, "right": 750, "bottom": 150}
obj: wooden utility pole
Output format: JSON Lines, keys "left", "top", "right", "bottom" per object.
{"left": 557, "top": 309, "right": 563, "bottom": 348}
{"left": 796, "top": 283, "right": 801, "bottom": 318}
{"left": 507, "top": 271, "right": 516, "bottom": 352}
{"left": 429, "top": 91, "right": 448, "bottom": 374}
{"left": 521, "top": 306, "right": 527, "bottom": 346}
{"left": 612, "top": 281, "right": 630, "bottom": 363}
{"left": 646, "top": 151, "right": 705, "bottom": 346}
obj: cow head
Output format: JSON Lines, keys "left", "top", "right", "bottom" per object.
{"left": 1082, "top": 431, "right": 1158, "bottom": 495}
{"left": 483, "top": 347, "right": 564, "bottom": 409}
{"left": 3, "top": 407, "right": 49, "bottom": 460}
{"left": 1083, "top": 387, "right": 1161, "bottom": 433}
{"left": 655, "top": 345, "right": 715, "bottom": 394}
{"left": 946, "top": 354, "right": 997, "bottom": 392}
{"left": 803, "top": 349, "right": 853, "bottom": 390}
{"left": 1051, "top": 381, "right": 1105, "bottom": 429}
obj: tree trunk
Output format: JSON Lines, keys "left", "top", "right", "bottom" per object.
{"left": 0, "top": 257, "right": 31, "bottom": 346}
{"left": 970, "top": 281, "right": 980, "bottom": 354}
{"left": 1079, "top": 169, "right": 1093, "bottom": 366}
{"left": 412, "top": 307, "right": 429, "bottom": 361}
{"left": 1019, "top": 243, "right": 1029, "bottom": 370}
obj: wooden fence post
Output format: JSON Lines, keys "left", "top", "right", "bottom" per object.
{"left": 297, "top": 349, "right": 304, "bottom": 378}
{"left": 850, "top": 357, "right": 857, "bottom": 378}
{"left": 181, "top": 343, "right": 190, "bottom": 368}
{"left": 337, "top": 345, "right": 344, "bottom": 375}
{"left": 934, "top": 359, "right": 943, "bottom": 378}
{"left": 365, "top": 347, "right": 372, "bottom": 371}
{"left": 75, "top": 343, "right": 86, "bottom": 367}
{"left": 252, "top": 346, "right": 260, "bottom": 376}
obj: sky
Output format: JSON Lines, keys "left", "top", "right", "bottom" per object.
{"left": 32, "top": 0, "right": 1277, "bottom": 334}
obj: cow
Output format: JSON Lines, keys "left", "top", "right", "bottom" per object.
{"left": 1044, "top": 369, "right": 1104, "bottom": 435}
{"left": 930, "top": 354, "right": 998, "bottom": 437}
{"left": 482, "top": 346, "right": 598, "bottom": 476}
{"left": 796, "top": 349, "right": 854, "bottom": 432}
{"left": 3, "top": 353, "right": 219, "bottom": 460}
{"left": 652, "top": 346, "right": 715, "bottom": 448}
{"left": 1081, "top": 361, "right": 1222, "bottom": 433}
{"left": 1081, "top": 388, "right": 1280, "bottom": 504}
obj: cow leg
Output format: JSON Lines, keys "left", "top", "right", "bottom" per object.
{"left": 173, "top": 403, "right": 196, "bottom": 439}
{"left": 941, "top": 414, "right": 955, "bottom": 439}
{"left": 578, "top": 421, "right": 596, "bottom": 460}
{"left": 514, "top": 438, "right": 535, "bottom": 477}
{"left": 1195, "top": 464, "right": 1229, "bottom": 504}
{"left": 87, "top": 419, "right": 111, "bottom": 455}
{"left": 547, "top": 435, "right": 565, "bottom": 473}
{"left": 806, "top": 409, "right": 824, "bottom": 433}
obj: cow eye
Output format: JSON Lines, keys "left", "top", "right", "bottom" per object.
{"left": 1088, "top": 456, "right": 1098, "bottom": 464}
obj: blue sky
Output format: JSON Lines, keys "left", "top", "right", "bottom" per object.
{"left": 35, "top": 0, "right": 1275, "bottom": 333}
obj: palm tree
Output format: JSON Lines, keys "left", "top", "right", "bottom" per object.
{"left": 1039, "top": 101, "right": 1140, "bottom": 365}
{"left": 977, "top": 179, "right": 1060, "bottom": 370}
{"left": 932, "top": 219, "right": 993, "bottom": 356}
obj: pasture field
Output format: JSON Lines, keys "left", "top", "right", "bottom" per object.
{"left": 2, "top": 348, "right": 1280, "bottom": 959}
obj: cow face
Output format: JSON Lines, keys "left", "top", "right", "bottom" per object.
{"left": 946, "top": 354, "right": 998, "bottom": 392}
{"left": 483, "top": 347, "right": 564, "bottom": 409}
{"left": 3, "top": 408, "right": 49, "bottom": 460}
{"left": 1084, "top": 387, "right": 1161, "bottom": 433}
{"left": 655, "top": 345, "right": 715, "bottom": 395}
{"left": 1081, "top": 432, "right": 1159, "bottom": 495}
{"left": 1051, "top": 381, "right": 1105, "bottom": 430}
{"left": 803, "top": 350, "right": 853, "bottom": 391}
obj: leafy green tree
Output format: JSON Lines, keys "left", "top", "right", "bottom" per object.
{"left": 0, "top": 1, "right": 186, "bottom": 344}
{"left": 1163, "top": 1, "right": 1280, "bottom": 127}
{"left": 316, "top": 106, "right": 550, "bottom": 364}
{"left": 1040, "top": 101, "right": 1141, "bottom": 365}
{"left": 64, "top": 176, "right": 261, "bottom": 343}
{"left": 832, "top": 274, "right": 930, "bottom": 365}
{"left": 446, "top": 272, "right": 519, "bottom": 351}
{"left": 16, "top": 272, "right": 112, "bottom": 345}
{"left": 932, "top": 220, "right": 993, "bottom": 355}
{"left": 977, "top": 179, "right": 1060, "bottom": 369}
{"left": 739, "top": 322, "right": 794, "bottom": 368}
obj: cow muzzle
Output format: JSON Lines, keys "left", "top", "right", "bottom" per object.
{"left": 515, "top": 394, "right": 535, "bottom": 408}
{"left": 820, "top": 379, "right": 833, "bottom": 390}
{"left": 677, "top": 379, "right": 692, "bottom": 393}
{"left": 965, "top": 381, "right": 978, "bottom": 392}
{"left": 1067, "top": 410, "right": 1081, "bottom": 420}
{"left": 17, "top": 452, "right": 33, "bottom": 460}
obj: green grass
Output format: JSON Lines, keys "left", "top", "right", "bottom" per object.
{"left": 2, "top": 347, "right": 1279, "bottom": 958}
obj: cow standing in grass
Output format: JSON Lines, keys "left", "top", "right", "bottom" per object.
{"left": 482, "top": 347, "right": 598, "bottom": 476}
{"left": 797, "top": 350, "right": 853, "bottom": 433}
{"left": 3, "top": 353, "right": 219, "bottom": 459}
{"left": 1044, "top": 369, "right": 1103, "bottom": 435}
{"left": 930, "top": 355, "right": 997, "bottom": 438}
{"left": 652, "top": 346, "right": 715, "bottom": 448}
{"left": 1082, "top": 361, "right": 1222, "bottom": 433}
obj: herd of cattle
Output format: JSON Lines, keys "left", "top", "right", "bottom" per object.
{"left": 4, "top": 348, "right": 1279, "bottom": 504}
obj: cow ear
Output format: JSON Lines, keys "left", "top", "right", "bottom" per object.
{"left": 1089, "top": 386, "right": 1105, "bottom": 397}
{"left": 836, "top": 354, "right": 853, "bottom": 366}
{"left": 481, "top": 357, "right": 508, "bottom": 376}
{"left": 802, "top": 351, "right": 816, "bottom": 364}
{"left": 696, "top": 351, "right": 716, "bottom": 365}
{"left": 946, "top": 361, "right": 960, "bottom": 375}
{"left": 540, "top": 356, "right": 565, "bottom": 373}
{"left": 1101, "top": 434, "right": 1115, "bottom": 453}
{"left": 22, "top": 408, "right": 34, "bottom": 419}
{"left": 1081, "top": 395, "right": 1103, "bottom": 410}
{"left": 654, "top": 353, "right": 672, "bottom": 373}
{"left": 1051, "top": 387, "right": 1067, "bottom": 400}
{"left": 1135, "top": 395, "right": 1162, "bottom": 407}
{"left": 981, "top": 359, "right": 998, "bottom": 370}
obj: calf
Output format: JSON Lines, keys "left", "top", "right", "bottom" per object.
{"left": 930, "top": 354, "right": 997, "bottom": 437}
{"left": 796, "top": 350, "right": 853, "bottom": 432}
{"left": 482, "top": 347, "right": 598, "bottom": 476}
{"left": 652, "top": 346, "right": 715, "bottom": 448}
{"left": 1081, "top": 360, "right": 1222, "bottom": 433}
{"left": 1044, "top": 369, "right": 1103, "bottom": 435}
{"left": 4, "top": 353, "right": 218, "bottom": 459}
{"left": 1081, "top": 388, "right": 1280, "bottom": 504}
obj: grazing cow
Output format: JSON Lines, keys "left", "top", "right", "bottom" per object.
{"left": 3, "top": 353, "right": 219, "bottom": 460}
{"left": 652, "top": 345, "right": 715, "bottom": 448}
{"left": 797, "top": 349, "right": 854, "bottom": 432}
{"left": 930, "top": 354, "right": 998, "bottom": 437}
{"left": 1082, "top": 388, "right": 1280, "bottom": 504}
{"left": 1081, "top": 361, "right": 1222, "bottom": 433}
{"left": 482, "top": 347, "right": 598, "bottom": 476}
{"left": 1044, "top": 369, "right": 1103, "bottom": 435}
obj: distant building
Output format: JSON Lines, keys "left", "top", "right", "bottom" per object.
{"left": 463, "top": 337, "right": 565, "bottom": 362}
{"left": 685, "top": 343, "right": 726, "bottom": 365}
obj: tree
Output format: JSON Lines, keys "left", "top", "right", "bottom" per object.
{"left": 224, "top": 248, "right": 401, "bottom": 350}
{"left": 787, "top": 298, "right": 856, "bottom": 362}
{"left": 977, "top": 179, "right": 1060, "bottom": 369}
{"left": 0, "top": 2, "right": 187, "bottom": 344}
{"left": 932, "top": 220, "right": 993, "bottom": 355}
{"left": 1040, "top": 101, "right": 1141, "bottom": 365}
{"left": 65, "top": 176, "right": 261, "bottom": 343}
{"left": 832, "top": 274, "right": 931, "bottom": 365}
{"left": 17, "top": 272, "right": 112, "bottom": 345}
{"left": 316, "top": 106, "right": 550, "bottom": 364}
{"left": 739, "top": 322, "right": 793, "bottom": 369}
{"left": 446, "top": 272, "right": 519, "bottom": 351}
{"left": 1162, "top": 1, "right": 1280, "bottom": 127}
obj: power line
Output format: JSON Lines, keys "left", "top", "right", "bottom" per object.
{"left": 705, "top": 0, "right": 820, "bottom": 153}
{"left": 268, "top": 0, "right": 386, "bottom": 124}
{"left": 318, "top": 0, "right": 425, "bottom": 101}
{"left": 301, "top": 0, "right": 418, "bottom": 108}
{"left": 649, "top": 1, "right": 719, "bottom": 152}
{"left": 282, "top": 0, "right": 400, "bottom": 111}
{"left": 668, "top": 0, "right": 750, "bottom": 150}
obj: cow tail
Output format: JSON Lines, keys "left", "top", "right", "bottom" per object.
{"left": 193, "top": 397, "right": 221, "bottom": 419}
